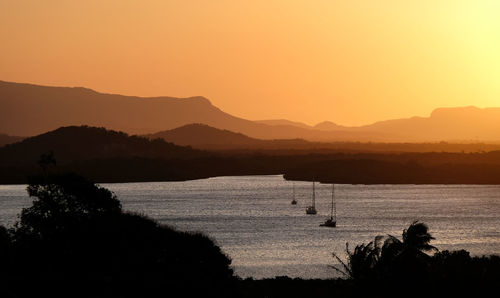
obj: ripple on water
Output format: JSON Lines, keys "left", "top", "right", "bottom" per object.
{"left": 1, "top": 176, "right": 499, "bottom": 279}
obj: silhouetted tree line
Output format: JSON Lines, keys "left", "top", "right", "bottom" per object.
{"left": 3, "top": 126, "right": 500, "bottom": 184}
{"left": 330, "top": 222, "right": 500, "bottom": 297}
{"left": 4, "top": 154, "right": 500, "bottom": 185}
{"left": 284, "top": 158, "right": 500, "bottom": 184}
{"left": 0, "top": 171, "right": 236, "bottom": 297}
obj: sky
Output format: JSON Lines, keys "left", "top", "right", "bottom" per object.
{"left": 1, "top": 0, "right": 500, "bottom": 126}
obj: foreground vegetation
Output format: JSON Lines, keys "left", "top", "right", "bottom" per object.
{"left": 0, "top": 166, "right": 498, "bottom": 297}
{"left": 241, "top": 222, "right": 500, "bottom": 298}
{"left": 0, "top": 172, "right": 236, "bottom": 297}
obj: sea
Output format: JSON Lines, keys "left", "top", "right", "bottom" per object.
{"left": 1, "top": 175, "right": 499, "bottom": 279}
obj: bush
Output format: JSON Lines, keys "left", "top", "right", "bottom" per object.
{"left": 0, "top": 172, "right": 235, "bottom": 297}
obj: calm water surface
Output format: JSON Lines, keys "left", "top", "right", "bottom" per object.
{"left": 1, "top": 175, "right": 499, "bottom": 279}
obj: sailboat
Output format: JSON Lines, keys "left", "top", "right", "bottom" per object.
{"left": 305, "top": 181, "right": 317, "bottom": 214}
{"left": 291, "top": 182, "right": 297, "bottom": 205}
{"left": 320, "top": 184, "right": 336, "bottom": 227}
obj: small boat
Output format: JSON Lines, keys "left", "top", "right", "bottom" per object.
{"left": 306, "top": 181, "right": 317, "bottom": 215}
{"left": 320, "top": 184, "right": 337, "bottom": 227}
{"left": 291, "top": 182, "right": 297, "bottom": 205}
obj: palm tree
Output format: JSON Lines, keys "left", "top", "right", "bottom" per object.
{"left": 380, "top": 221, "right": 437, "bottom": 279}
{"left": 402, "top": 221, "right": 437, "bottom": 253}
{"left": 331, "top": 236, "right": 386, "bottom": 280}
{"left": 332, "top": 221, "right": 437, "bottom": 280}
{"left": 380, "top": 221, "right": 437, "bottom": 260}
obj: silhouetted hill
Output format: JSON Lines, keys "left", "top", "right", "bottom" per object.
{"left": 0, "top": 126, "right": 205, "bottom": 165}
{"left": 2, "top": 126, "right": 500, "bottom": 184}
{"left": 0, "top": 133, "right": 24, "bottom": 147}
{"left": 148, "top": 124, "right": 314, "bottom": 150}
{"left": 149, "top": 124, "right": 261, "bottom": 149}
{"left": 150, "top": 124, "right": 500, "bottom": 153}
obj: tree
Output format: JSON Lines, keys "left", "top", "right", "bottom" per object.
{"left": 402, "top": 221, "right": 437, "bottom": 253}
{"left": 332, "top": 221, "right": 437, "bottom": 281}
{"left": 15, "top": 172, "right": 121, "bottom": 240}
{"left": 4, "top": 172, "right": 235, "bottom": 297}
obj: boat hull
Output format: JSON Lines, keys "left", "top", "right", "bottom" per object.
{"left": 320, "top": 222, "right": 336, "bottom": 227}
{"left": 306, "top": 206, "right": 317, "bottom": 214}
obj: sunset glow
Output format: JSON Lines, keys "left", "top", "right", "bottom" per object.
{"left": 1, "top": 0, "right": 500, "bottom": 125}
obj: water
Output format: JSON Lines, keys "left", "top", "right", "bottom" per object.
{"left": 1, "top": 175, "right": 499, "bottom": 279}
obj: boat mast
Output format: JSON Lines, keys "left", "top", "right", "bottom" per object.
{"left": 331, "top": 184, "right": 335, "bottom": 220}
{"left": 293, "top": 182, "right": 295, "bottom": 200}
{"left": 312, "top": 181, "right": 316, "bottom": 207}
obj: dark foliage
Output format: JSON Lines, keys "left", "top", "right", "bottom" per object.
{"left": 0, "top": 172, "right": 235, "bottom": 297}
{"left": 332, "top": 222, "right": 500, "bottom": 297}
{"left": 285, "top": 157, "right": 500, "bottom": 184}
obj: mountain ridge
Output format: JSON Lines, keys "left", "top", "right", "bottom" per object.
{"left": 0, "top": 80, "right": 395, "bottom": 141}
{"left": 2, "top": 80, "right": 500, "bottom": 142}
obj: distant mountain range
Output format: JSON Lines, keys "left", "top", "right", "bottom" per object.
{"left": 2, "top": 80, "right": 500, "bottom": 142}
{"left": 147, "top": 124, "right": 500, "bottom": 153}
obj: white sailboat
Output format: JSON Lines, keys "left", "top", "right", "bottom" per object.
{"left": 305, "top": 181, "right": 317, "bottom": 214}
{"left": 320, "top": 184, "right": 336, "bottom": 227}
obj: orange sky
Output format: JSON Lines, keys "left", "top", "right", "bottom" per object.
{"left": 1, "top": 0, "right": 500, "bottom": 126}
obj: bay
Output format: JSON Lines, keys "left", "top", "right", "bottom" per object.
{"left": 1, "top": 175, "right": 499, "bottom": 279}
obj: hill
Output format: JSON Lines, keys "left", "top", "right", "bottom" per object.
{"left": 2, "top": 126, "right": 500, "bottom": 184}
{"left": 0, "top": 133, "right": 24, "bottom": 147}
{"left": 148, "top": 124, "right": 261, "bottom": 149}
{"left": 148, "top": 124, "right": 313, "bottom": 150}
{"left": 0, "top": 126, "right": 205, "bottom": 165}
{"left": 150, "top": 124, "right": 500, "bottom": 153}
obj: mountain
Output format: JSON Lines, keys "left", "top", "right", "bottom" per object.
{"left": 255, "top": 119, "right": 312, "bottom": 129}
{"left": 2, "top": 80, "right": 500, "bottom": 142}
{"left": 356, "top": 106, "right": 500, "bottom": 142}
{"left": 0, "top": 133, "right": 24, "bottom": 147}
{"left": 314, "top": 121, "right": 348, "bottom": 131}
{"left": 0, "top": 126, "right": 205, "bottom": 165}
{"left": 148, "top": 123, "right": 313, "bottom": 150}
{"left": 0, "top": 80, "right": 220, "bottom": 136}
{"left": 0, "top": 80, "right": 394, "bottom": 141}
{"left": 148, "top": 124, "right": 262, "bottom": 149}
{"left": 150, "top": 124, "right": 500, "bottom": 152}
